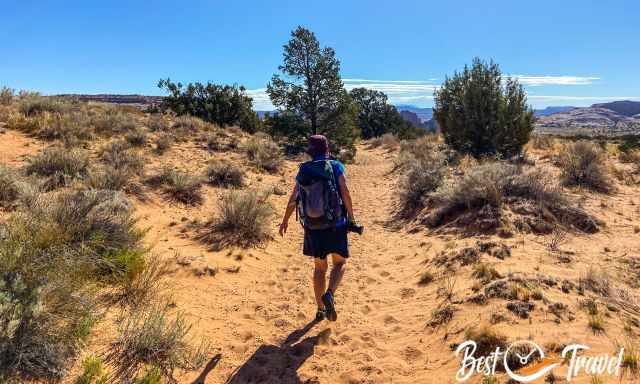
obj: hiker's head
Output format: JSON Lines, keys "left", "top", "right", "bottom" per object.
{"left": 306, "top": 135, "right": 329, "bottom": 158}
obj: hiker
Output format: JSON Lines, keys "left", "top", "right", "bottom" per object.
{"left": 279, "top": 135, "right": 356, "bottom": 322}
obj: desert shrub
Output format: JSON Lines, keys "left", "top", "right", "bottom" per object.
{"left": 158, "top": 78, "right": 260, "bottom": 133}
{"left": 619, "top": 135, "right": 640, "bottom": 154}
{"left": 427, "top": 305, "right": 455, "bottom": 327}
{"left": 434, "top": 162, "right": 518, "bottom": 210}
{"left": 434, "top": 58, "right": 534, "bottom": 158}
{"left": 100, "top": 140, "right": 145, "bottom": 174}
{"left": 559, "top": 141, "right": 613, "bottom": 193}
{"left": 0, "top": 166, "right": 21, "bottom": 207}
{"left": 38, "top": 111, "right": 94, "bottom": 144}
{"left": 1, "top": 86, "right": 15, "bottom": 105}
{"left": 25, "top": 146, "right": 89, "bottom": 188}
{"left": 172, "top": 115, "right": 209, "bottom": 134}
{"left": 147, "top": 114, "right": 170, "bottom": 132}
{"left": 74, "top": 356, "right": 108, "bottom": 384}
{"left": 426, "top": 162, "right": 599, "bottom": 233}
{"left": 18, "top": 95, "right": 74, "bottom": 116}
{"left": 245, "top": 133, "right": 283, "bottom": 173}
{"left": 115, "top": 254, "right": 170, "bottom": 307}
{"left": 205, "top": 159, "right": 245, "bottom": 188}
{"left": 529, "top": 134, "right": 555, "bottom": 150}
{"left": 125, "top": 128, "right": 148, "bottom": 146}
{"left": 0, "top": 216, "right": 99, "bottom": 380}
{"left": 86, "top": 165, "right": 136, "bottom": 192}
{"left": 463, "top": 326, "right": 508, "bottom": 358}
{"left": 148, "top": 167, "right": 203, "bottom": 205}
{"left": 105, "top": 304, "right": 208, "bottom": 382}
{"left": 154, "top": 133, "right": 173, "bottom": 154}
{"left": 201, "top": 190, "right": 273, "bottom": 249}
{"left": 398, "top": 151, "right": 447, "bottom": 213}
{"left": 472, "top": 263, "right": 501, "bottom": 284}
{"left": 91, "top": 110, "right": 137, "bottom": 135}
{"left": 43, "top": 189, "right": 142, "bottom": 257}
{"left": 381, "top": 133, "right": 400, "bottom": 150}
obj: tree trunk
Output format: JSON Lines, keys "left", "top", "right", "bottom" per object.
{"left": 310, "top": 113, "right": 317, "bottom": 134}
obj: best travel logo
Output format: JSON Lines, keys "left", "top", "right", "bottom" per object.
{"left": 455, "top": 340, "right": 625, "bottom": 382}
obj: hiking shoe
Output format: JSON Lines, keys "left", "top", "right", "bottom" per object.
{"left": 315, "top": 309, "right": 326, "bottom": 322}
{"left": 322, "top": 291, "right": 337, "bottom": 321}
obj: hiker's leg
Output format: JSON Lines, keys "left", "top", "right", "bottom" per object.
{"left": 328, "top": 253, "right": 347, "bottom": 293}
{"left": 313, "top": 257, "right": 328, "bottom": 309}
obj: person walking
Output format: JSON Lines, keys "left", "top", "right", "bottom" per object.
{"left": 279, "top": 135, "right": 356, "bottom": 322}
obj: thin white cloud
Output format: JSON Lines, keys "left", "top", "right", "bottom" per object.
{"left": 509, "top": 75, "right": 600, "bottom": 86}
{"left": 247, "top": 75, "right": 629, "bottom": 110}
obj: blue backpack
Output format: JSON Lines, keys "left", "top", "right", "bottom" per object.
{"left": 296, "top": 159, "right": 344, "bottom": 230}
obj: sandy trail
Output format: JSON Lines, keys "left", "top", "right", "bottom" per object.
{"left": 158, "top": 147, "right": 443, "bottom": 384}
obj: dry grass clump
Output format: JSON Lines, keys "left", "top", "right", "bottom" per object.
{"left": 125, "top": 128, "right": 148, "bottom": 146}
{"left": 200, "top": 190, "right": 273, "bottom": 249}
{"left": 25, "top": 146, "right": 89, "bottom": 189}
{"left": 154, "top": 133, "right": 173, "bottom": 155}
{"left": 205, "top": 159, "right": 245, "bottom": 188}
{"left": 104, "top": 303, "right": 208, "bottom": 383}
{"left": 580, "top": 267, "right": 611, "bottom": 296}
{"left": 381, "top": 133, "right": 400, "bottom": 150}
{"left": 147, "top": 167, "right": 203, "bottom": 205}
{"left": 559, "top": 141, "right": 613, "bottom": 193}
{"left": 472, "top": 263, "right": 501, "bottom": 284}
{"left": 529, "top": 134, "right": 555, "bottom": 150}
{"left": 245, "top": 133, "right": 283, "bottom": 173}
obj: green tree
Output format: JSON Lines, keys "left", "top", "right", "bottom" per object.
{"left": 157, "top": 79, "right": 261, "bottom": 133}
{"left": 433, "top": 58, "right": 534, "bottom": 157}
{"left": 319, "top": 90, "right": 360, "bottom": 161}
{"left": 349, "top": 87, "right": 422, "bottom": 139}
{"left": 267, "top": 26, "right": 343, "bottom": 134}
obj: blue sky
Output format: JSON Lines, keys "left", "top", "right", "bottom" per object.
{"left": 1, "top": 0, "right": 638, "bottom": 109}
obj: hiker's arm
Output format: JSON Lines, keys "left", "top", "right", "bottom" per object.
{"left": 338, "top": 175, "right": 355, "bottom": 222}
{"left": 279, "top": 183, "right": 298, "bottom": 236}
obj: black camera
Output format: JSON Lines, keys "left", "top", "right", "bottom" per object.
{"left": 347, "top": 223, "right": 364, "bottom": 235}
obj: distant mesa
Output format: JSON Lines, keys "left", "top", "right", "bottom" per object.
{"left": 592, "top": 100, "right": 640, "bottom": 117}
{"left": 55, "top": 94, "right": 164, "bottom": 106}
{"left": 399, "top": 110, "right": 420, "bottom": 126}
{"left": 535, "top": 100, "right": 640, "bottom": 136}
{"left": 534, "top": 106, "right": 575, "bottom": 117}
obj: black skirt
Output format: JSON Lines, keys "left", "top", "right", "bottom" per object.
{"left": 303, "top": 226, "right": 349, "bottom": 259}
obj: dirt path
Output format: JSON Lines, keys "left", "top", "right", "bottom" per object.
{"left": 163, "top": 146, "right": 448, "bottom": 384}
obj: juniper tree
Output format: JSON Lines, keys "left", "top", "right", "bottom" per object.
{"left": 433, "top": 58, "right": 534, "bottom": 158}
{"left": 349, "top": 87, "right": 421, "bottom": 139}
{"left": 267, "top": 26, "right": 343, "bottom": 134}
